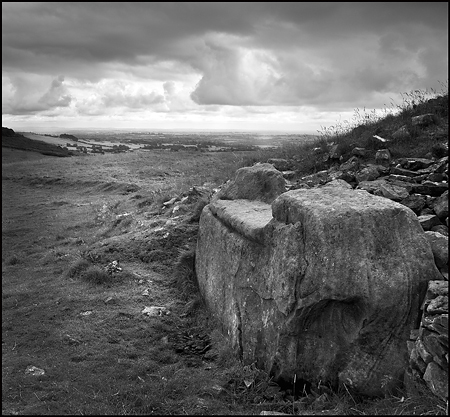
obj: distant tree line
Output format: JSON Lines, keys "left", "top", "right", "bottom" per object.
{"left": 59, "top": 133, "right": 78, "bottom": 141}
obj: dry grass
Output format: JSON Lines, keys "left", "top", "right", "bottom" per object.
{"left": 252, "top": 86, "right": 448, "bottom": 177}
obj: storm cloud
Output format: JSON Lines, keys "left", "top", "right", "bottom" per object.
{"left": 2, "top": 2, "right": 448, "bottom": 131}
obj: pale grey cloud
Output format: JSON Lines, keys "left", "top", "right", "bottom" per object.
{"left": 2, "top": 74, "right": 73, "bottom": 115}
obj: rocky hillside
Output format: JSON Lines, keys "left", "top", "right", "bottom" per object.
{"left": 253, "top": 92, "right": 448, "bottom": 176}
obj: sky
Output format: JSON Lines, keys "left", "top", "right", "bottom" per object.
{"left": 2, "top": 2, "right": 448, "bottom": 133}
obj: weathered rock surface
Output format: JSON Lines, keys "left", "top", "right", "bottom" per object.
{"left": 407, "top": 280, "right": 448, "bottom": 402}
{"left": 199, "top": 106, "right": 448, "bottom": 402}
{"left": 352, "top": 147, "right": 368, "bottom": 157}
{"left": 399, "top": 194, "right": 427, "bottom": 214}
{"left": 355, "top": 165, "right": 380, "bottom": 183}
{"left": 424, "top": 231, "right": 448, "bottom": 272}
{"left": 375, "top": 149, "right": 391, "bottom": 167}
{"left": 196, "top": 186, "right": 441, "bottom": 397}
{"left": 267, "top": 158, "right": 290, "bottom": 171}
{"left": 213, "top": 163, "right": 286, "bottom": 204}
{"left": 432, "top": 190, "right": 448, "bottom": 219}
{"left": 418, "top": 214, "right": 442, "bottom": 231}
{"left": 411, "top": 113, "right": 436, "bottom": 127}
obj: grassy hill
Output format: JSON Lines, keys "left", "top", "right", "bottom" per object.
{"left": 2, "top": 128, "right": 71, "bottom": 157}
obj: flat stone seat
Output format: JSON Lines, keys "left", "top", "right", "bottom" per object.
{"left": 209, "top": 199, "right": 273, "bottom": 243}
{"left": 197, "top": 186, "right": 442, "bottom": 397}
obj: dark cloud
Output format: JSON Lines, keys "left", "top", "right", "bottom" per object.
{"left": 3, "top": 3, "right": 447, "bottom": 75}
{"left": 2, "top": 2, "right": 448, "bottom": 123}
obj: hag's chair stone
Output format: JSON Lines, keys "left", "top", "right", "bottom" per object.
{"left": 196, "top": 164, "right": 442, "bottom": 397}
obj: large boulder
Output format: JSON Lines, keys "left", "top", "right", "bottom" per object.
{"left": 196, "top": 186, "right": 441, "bottom": 397}
{"left": 213, "top": 163, "right": 286, "bottom": 204}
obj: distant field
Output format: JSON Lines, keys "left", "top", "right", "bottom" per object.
{"left": 16, "top": 132, "right": 74, "bottom": 147}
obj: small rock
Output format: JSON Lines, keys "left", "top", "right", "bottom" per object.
{"left": 375, "top": 149, "right": 391, "bottom": 166}
{"left": 420, "top": 208, "right": 436, "bottom": 216}
{"left": 427, "top": 280, "right": 448, "bottom": 298}
{"left": 426, "top": 173, "right": 446, "bottom": 183}
{"left": 426, "top": 296, "right": 448, "bottom": 314}
{"left": 63, "top": 334, "right": 82, "bottom": 345}
{"left": 411, "top": 113, "right": 436, "bottom": 127}
{"left": 328, "top": 170, "right": 355, "bottom": 184}
{"left": 377, "top": 182, "right": 409, "bottom": 201}
{"left": 142, "top": 306, "right": 170, "bottom": 316}
{"left": 328, "top": 144, "right": 342, "bottom": 160}
{"left": 355, "top": 165, "right": 380, "bottom": 183}
{"left": 401, "top": 158, "right": 435, "bottom": 171}
{"left": 423, "top": 362, "right": 448, "bottom": 401}
{"left": 410, "top": 329, "right": 420, "bottom": 340}
{"left": 80, "top": 311, "right": 93, "bottom": 316}
{"left": 432, "top": 191, "right": 449, "bottom": 220}
{"left": 282, "top": 171, "right": 296, "bottom": 180}
{"left": 392, "top": 126, "right": 410, "bottom": 140}
{"left": 399, "top": 194, "right": 426, "bottom": 214}
{"left": 373, "top": 135, "right": 389, "bottom": 143}
{"left": 424, "top": 231, "right": 448, "bottom": 270}
{"left": 415, "top": 339, "right": 433, "bottom": 364}
{"left": 430, "top": 225, "right": 448, "bottom": 237}
{"left": 163, "top": 197, "right": 178, "bottom": 207}
{"left": 387, "top": 178, "right": 416, "bottom": 193}
{"left": 391, "top": 166, "right": 420, "bottom": 177}
{"left": 105, "top": 297, "right": 115, "bottom": 304}
{"left": 410, "top": 346, "right": 427, "bottom": 374}
{"left": 25, "top": 365, "right": 45, "bottom": 376}
{"left": 352, "top": 147, "right": 368, "bottom": 157}
{"left": 105, "top": 260, "right": 122, "bottom": 274}
{"left": 339, "top": 156, "right": 360, "bottom": 172}
{"left": 267, "top": 158, "right": 290, "bottom": 171}
{"left": 413, "top": 182, "right": 448, "bottom": 197}
{"left": 422, "top": 314, "right": 448, "bottom": 334}
{"left": 418, "top": 215, "right": 442, "bottom": 231}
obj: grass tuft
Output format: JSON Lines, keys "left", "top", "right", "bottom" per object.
{"left": 81, "top": 265, "right": 113, "bottom": 285}
{"left": 67, "top": 257, "right": 91, "bottom": 278}
{"left": 173, "top": 246, "right": 198, "bottom": 300}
